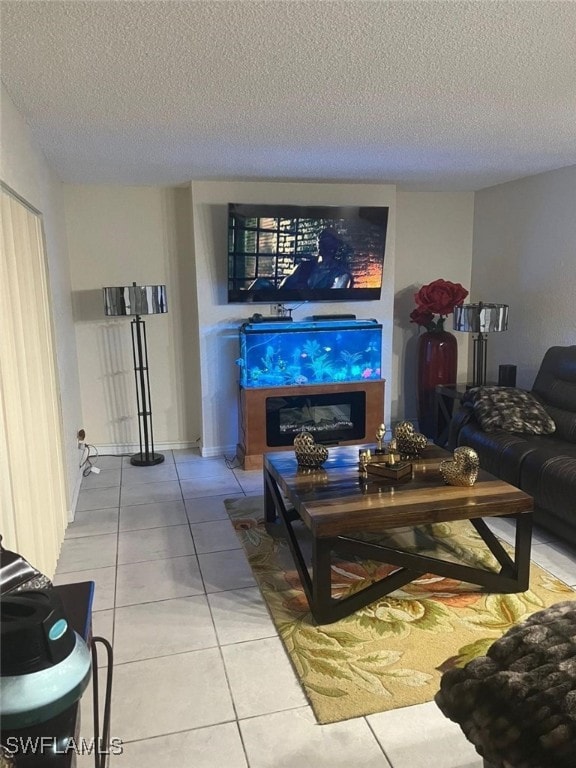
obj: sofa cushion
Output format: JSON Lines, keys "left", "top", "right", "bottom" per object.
{"left": 469, "top": 387, "right": 556, "bottom": 435}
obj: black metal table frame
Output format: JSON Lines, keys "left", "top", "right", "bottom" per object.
{"left": 264, "top": 469, "right": 533, "bottom": 624}
{"left": 434, "top": 385, "right": 466, "bottom": 447}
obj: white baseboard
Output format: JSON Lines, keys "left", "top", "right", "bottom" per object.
{"left": 69, "top": 462, "right": 84, "bottom": 523}
{"left": 199, "top": 444, "right": 239, "bottom": 460}
{"left": 95, "top": 442, "right": 240, "bottom": 460}
{"left": 96, "top": 440, "right": 201, "bottom": 455}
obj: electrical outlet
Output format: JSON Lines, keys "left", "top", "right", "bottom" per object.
{"left": 77, "top": 428, "right": 86, "bottom": 450}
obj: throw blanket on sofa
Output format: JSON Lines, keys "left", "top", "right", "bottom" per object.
{"left": 435, "top": 601, "right": 576, "bottom": 768}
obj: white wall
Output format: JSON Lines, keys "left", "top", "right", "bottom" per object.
{"left": 394, "top": 189, "right": 475, "bottom": 421}
{"left": 472, "top": 166, "right": 576, "bottom": 389}
{"left": 65, "top": 184, "right": 201, "bottom": 451}
{"left": 190, "top": 181, "right": 396, "bottom": 455}
{"left": 63, "top": 179, "right": 477, "bottom": 458}
{"left": 0, "top": 83, "right": 83, "bottom": 513}
{"left": 56, "top": 171, "right": 574, "bottom": 460}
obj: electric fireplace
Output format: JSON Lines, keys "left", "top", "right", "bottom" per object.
{"left": 265, "top": 391, "right": 366, "bottom": 446}
{"left": 237, "top": 380, "right": 384, "bottom": 470}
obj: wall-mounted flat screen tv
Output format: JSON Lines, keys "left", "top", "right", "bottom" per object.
{"left": 227, "top": 203, "right": 389, "bottom": 303}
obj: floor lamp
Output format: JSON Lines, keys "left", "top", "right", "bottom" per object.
{"left": 453, "top": 302, "right": 508, "bottom": 387}
{"left": 103, "top": 283, "right": 168, "bottom": 466}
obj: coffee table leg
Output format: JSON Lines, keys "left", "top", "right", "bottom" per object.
{"left": 264, "top": 469, "right": 277, "bottom": 525}
{"left": 311, "top": 537, "right": 334, "bottom": 624}
{"left": 471, "top": 511, "right": 533, "bottom": 592}
{"left": 513, "top": 511, "right": 533, "bottom": 591}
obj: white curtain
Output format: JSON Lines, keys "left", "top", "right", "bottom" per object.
{"left": 0, "top": 187, "right": 68, "bottom": 577}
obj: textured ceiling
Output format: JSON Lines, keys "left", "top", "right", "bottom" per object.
{"left": 1, "top": 1, "right": 575, "bottom": 190}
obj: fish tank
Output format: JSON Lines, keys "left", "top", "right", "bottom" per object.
{"left": 237, "top": 319, "right": 383, "bottom": 388}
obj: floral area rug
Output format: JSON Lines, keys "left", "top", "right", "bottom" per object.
{"left": 225, "top": 495, "right": 576, "bottom": 724}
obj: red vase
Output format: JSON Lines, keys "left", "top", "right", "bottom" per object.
{"left": 417, "top": 330, "right": 458, "bottom": 439}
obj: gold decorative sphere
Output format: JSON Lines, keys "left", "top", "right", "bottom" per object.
{"left": 394, "top": 421, "right": 427, "bottom": 457}
{"left": 293, "top": 431, "right": 329, "bottom": 469}
{"left": 440, "top": 446, "right": 480, "bottom": 486}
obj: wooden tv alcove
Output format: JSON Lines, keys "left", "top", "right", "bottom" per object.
{"left": 237, "top": 380, "right": 385, "bottom": 470}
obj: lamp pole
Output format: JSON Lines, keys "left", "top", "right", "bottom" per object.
{"left": 472, "top": 331, "right": 487, "bottom": 388}
{"left": 130, "top": 310, "right": 163, "bottom": 465}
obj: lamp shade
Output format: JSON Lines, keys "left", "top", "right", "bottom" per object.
{"left": 103, "top": 284, "right": 167, "bottom": 317}
{"left": 453, "top": 303, "right": 508, "bottom": 334}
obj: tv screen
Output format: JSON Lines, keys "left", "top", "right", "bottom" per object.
{"left": 227, "top": 203, "right": 389, "bottom": 303}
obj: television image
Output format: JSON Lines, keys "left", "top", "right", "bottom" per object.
{"left": 227, "top": 203, "right": 389, "bottom": 303}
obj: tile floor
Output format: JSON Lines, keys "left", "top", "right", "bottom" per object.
{"left": 54, "top": 449, "right": 576, "bottom": 768}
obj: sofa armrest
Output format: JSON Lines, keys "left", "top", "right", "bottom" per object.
{"left": 447, "top": 403, "right": 476, "bottom": 451}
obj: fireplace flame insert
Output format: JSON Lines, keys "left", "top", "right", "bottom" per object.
{"left": 265, "top": 391, "right": 366, "bottom": 447}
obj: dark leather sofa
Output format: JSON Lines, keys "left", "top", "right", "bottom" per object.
{"left": 448, "top": 346, "right": 576, "bottom": 545}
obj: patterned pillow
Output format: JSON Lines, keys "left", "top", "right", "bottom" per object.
{"left": 470, "top": 386, "right": 556, "bottom": 434}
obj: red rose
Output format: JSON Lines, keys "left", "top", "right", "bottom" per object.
{"left": 414, "top": 279, "right": 469, "bottom": 316}
{"left": 410, "top": 307, "right": 435, "bottom": 327}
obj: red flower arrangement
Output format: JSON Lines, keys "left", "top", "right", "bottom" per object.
{"left": 410, "top": 278, "right": 469, "bottom": 332}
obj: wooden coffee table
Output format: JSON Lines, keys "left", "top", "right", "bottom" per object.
{"left": 264, "top": 444, "right": 533, "bottom": 624}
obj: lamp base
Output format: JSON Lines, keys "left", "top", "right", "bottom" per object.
{"left": 130, "top": 452, "right": 165, "bottom": 467}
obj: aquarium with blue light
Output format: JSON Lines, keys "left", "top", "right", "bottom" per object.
{"left": 237, "top": 319, "right": 383, "bottom": 389}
